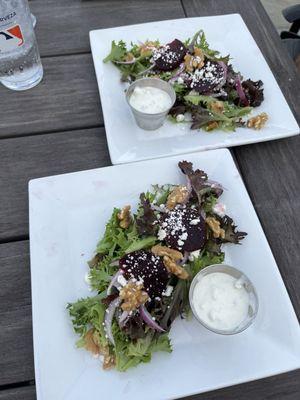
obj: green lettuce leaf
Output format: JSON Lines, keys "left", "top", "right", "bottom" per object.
{"left": 103, "top": 40, "right": 127, "bottom": 63}
{"left": 184, "top": 94, "right": 252, "bottom": 131}
{"left": 189, "top": 251, "right": 225, "bottom": 277}
{"left": 96, "top": 208, "right": 154, "bottom": 258}
{"left": 112, "top": 322, "right": 171, "bottom": 372}
{"left": 67, "top": 295, "right": 106, "bottom": 337}
{"left": 125, "top": 236, "right": 157, "bottom": 254}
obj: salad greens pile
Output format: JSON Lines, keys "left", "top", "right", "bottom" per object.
{"left": 103, "top": 29, "right": 267, "bottom": 132}
{"left": 68, "top": 161, "right": 246, "bottom": 371}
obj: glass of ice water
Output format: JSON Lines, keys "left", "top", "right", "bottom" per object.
{"left": 0, "top": 0, "right": 43, "bottom": 91}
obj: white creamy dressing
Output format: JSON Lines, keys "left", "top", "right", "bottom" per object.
{"left": 192, "top": 272, "right": 249, "bottom": 331}
{"left": 129, "top": 86, "right": 172, "bottom": 114}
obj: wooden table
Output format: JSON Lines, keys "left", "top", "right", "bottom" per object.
{"left": 0, "top": 1, "right": 299, "bottom": 399}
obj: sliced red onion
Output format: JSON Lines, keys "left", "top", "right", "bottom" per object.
{"left": 188, "top": 30, "right": 201, "bottom": 53}
{"left": 180, "top": 251, "right": 190, "bottom": 265}
{"left": 168, "top": 63, "right": 185, "bottom": 83}
{"left": 107, "top": 270, "right": 123, "bottom": 295}
{"left": 200, "top": 209, "right": 206, "bottom": 220}
{"left": 202, "top": 89, "right": 227, "bottom": 98}
{"left": 114, "top": 58, "right": 137, "bottom": 65}
{"left": 118, "top": 310, "right": 130, "bottom": 328}
{"left": 206, "top": 179, "right": 224, "bottom": 190}
{"left": 139, "top": 304, "right": 165, "bottom": 332}
{"left": 136, "top": 63, "right": 155, "bottom": 76}
{"left": 235, "top": 76, "right": 249, "bottom": 106}
{"left": 110, "top": 260, "right": 120, "bottom": 267}
{"left": 206, "top": 179, "right": 224, "bottom": 197}
{"left": 104, "top": 297, "right": 121, "bottom": 345}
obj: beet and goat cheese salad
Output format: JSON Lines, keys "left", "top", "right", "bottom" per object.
{"left": 68, "top": 161, "right": 247, "bottom": 371}
{"left": 103, "top": 30, "right": 268, "bottom": 132}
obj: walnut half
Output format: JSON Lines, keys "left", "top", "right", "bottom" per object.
{"left": 163, "top": 256, "right": 189, "bottom": 280}
{"left": 84, "top": 328, "right": 115, "bottom": 370}
{"left": 210, "top": 101, "right": 224, "bottom": 114}
{"left": 119, "top": 281, "right": 149, "bottom": 311}
{"left": 247, "top": 112, "right": 268, "bottom": 130}
{"left": 166, "top": 185, "right": 189, "bottom": 210}
{"left": 206, "top": 217, "right": 225, "bottom": 239}
{"left": 151, "top": 244, "right": 183, "bottom": 262}
{"left": 117, "top": 205, "right": 132, "bottom": 229}
{"left": 184, "top": 47, "right": 205, "bottom": 72}
{"left": 151, "top": 245, "right": 188, "bottom": 280}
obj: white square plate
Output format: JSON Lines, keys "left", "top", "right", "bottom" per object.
{"left": 29, "top": 149, "right": 300, "bottom": 400}
{"left": 90, "top": 14, "right": 299, "bottom": 165}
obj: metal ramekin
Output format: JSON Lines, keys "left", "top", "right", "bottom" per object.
{"left": 189, "top": 264, "right": 259, "bottom": 335}
{"left": 126, "top": 77, "right": 176, "bottom": 130}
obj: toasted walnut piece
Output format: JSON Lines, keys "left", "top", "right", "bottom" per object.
{"left": 119, "top": 281, "right": 149, "bottom": 311}
{"left": 151, "top": 244, "right": 183, "bottom": 262}
{"left": 139, "top": 41, "right": 157, "bottom": 57}
{"left": 85, "top": 329, "right": 115, "bottom": 370}
{"left": 184, "top": 54, "right": 193, "bottom": 72}
{"left": 125, "top": 52, "right": 134, "bottom": 62}
{"left": 206, "top": 217, "right": 225, "bottom": 239}
{"left": 117, "top": 205, "right": 132, "bottom": 229}
{"left": 206, "top": 121, "right": 219, "bottom": 131}
{"left": 103, "top": 353, "right": 116, "bottom": 370}
{"left": 184, "top": 47, "right": 204, "bottom": 72}
{"left": 166, "top": 185, "right": 189, "bottom": 210}
{"left": 210, "top": 101, "right": 224, "bottom": 114}
{"left": 84, "top": 328, "right": 100, "bottom": 355}
{"left": 247, "top": 112, "right": 268, "bottom": 130}
{"left": 163, "top": 256, "right": 189, "bottom": 280}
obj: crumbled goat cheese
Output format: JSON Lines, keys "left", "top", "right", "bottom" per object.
{"left": 213, "top": 202, "right": 226, "bottom": 217}
{"left": 176, "top": 114, "right": 185, "bottom": 122}
{"left": 158, "top": 228, "right": 167, "bottom": 241}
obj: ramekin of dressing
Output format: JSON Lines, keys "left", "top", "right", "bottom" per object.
{"left": 189, "top": 264, "right": 258, "bottom": 335}
{"left": 126, "top": 77, "right": 176, "bottom": 130}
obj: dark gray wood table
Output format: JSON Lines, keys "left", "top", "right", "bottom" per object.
{"left": 1, "top": 1, "right": 299, "bottom": 399}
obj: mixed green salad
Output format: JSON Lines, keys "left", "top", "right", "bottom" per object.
{"left": 68, "top": 161, "right": 247, "bottom": 371}
{"left": 103, "top": 30, "right": 268, "bottom": 132}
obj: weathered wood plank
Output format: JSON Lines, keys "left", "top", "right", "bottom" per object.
{"left": 0, "top": 386, "right": 36, "bottom": 400}
{"left": 1, "top": 370, "right": 300, "bottom": 400}
{"left": 182, "top": 0, "right": 300, "bottom": 124}
{"left": 30, "top": 0, "right": 185, "bottom": 57}
{"left": 0, "top": 241, "right": 34, "bottom": 386}
{"left": 0, "top": 128, "right": 110, "bottom": 240}
{"left": 0, "top": 54, "right": 101, "bottom": 138}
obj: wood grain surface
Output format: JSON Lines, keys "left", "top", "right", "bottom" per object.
{"left": 31, "top": 0, "right": 185, "bottom": 56}
{"left": 0, "top": 128, "right": 110, "bottom": 240}
{"left": 0, "top": 242, "right": 34, "bottom": 386}
{"left": 0, "top": 54, "right": 102, "bottom": 138}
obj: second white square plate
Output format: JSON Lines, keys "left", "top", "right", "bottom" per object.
{"left": 29, "top": 149, "right": 300, "bottom": 400}
{"left": 90, "top": 14, "right": 299, "bottom": 165}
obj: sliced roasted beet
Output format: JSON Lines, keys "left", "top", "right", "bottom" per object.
{"left": 119, "top": 250, "right": 169, "bottom": 298}
{"left": 188, "top": 60, "right": 225, "bottom": 93}
{"left": 160, "top": 205, "right": 206, "bottom": 252}
{"left": 153, "top": 39, "right": 186, "bottom": 71}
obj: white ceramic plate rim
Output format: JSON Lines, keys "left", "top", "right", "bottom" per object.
{"left": 89, "top": 14, "right": 299, "bottom": 165}
{"left": 29, "top": 149, "right": 300, "bottom": 400}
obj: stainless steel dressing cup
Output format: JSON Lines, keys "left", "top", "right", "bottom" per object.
{"left": 189, "top": 264, "right": 259, "bottom": 335}
{"left": 126, "top": 77, "right": 176, "bottom": 130}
